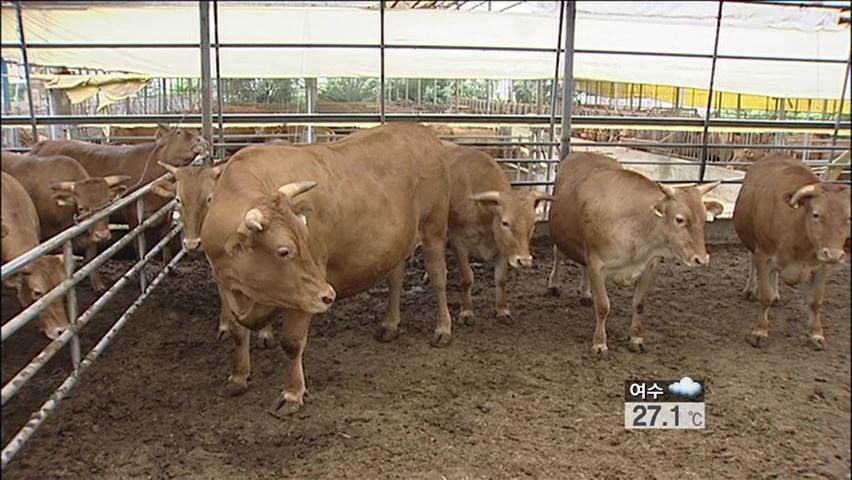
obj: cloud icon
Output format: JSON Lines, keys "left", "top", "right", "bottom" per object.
{"left": 668, "top": 377, "right": 703, "bottom": 399}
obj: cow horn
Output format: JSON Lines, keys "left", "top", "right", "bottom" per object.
{"left": 244, "top": 208, "right": 265, "bottom": 232}
{"left": 695, "top": 181, "right": 721, "bottom": 197}
{"left": 104, "top": 175, "right": 131, "bottom": 187}
{"left": 157, "top": 161, "right": 179, "bottom": 175}
{"left": 658, "top": 183, "right": 677, "bottom": 198}
{"left": 788, "top": 183, "right": 818, "bottom": 207}
{"left": 278, "top": 181, "right": 318, "bottom": 199}
{"left": 50, "top": 181, "right": 76, "bottom": 193}
{"left": 470, "top": 191, "right": 502, "bottom": 203}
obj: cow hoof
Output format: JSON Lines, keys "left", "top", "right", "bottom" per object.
{"left": 747, "top": 331, "right": 768, "bottom": 348}
{"left": 771, "top": 296, "right": 781, "bottom": 306}
{"left": 457, "top": 312, "right": 475, "bottom": 327}
{"left": 591, "top": 344, "right": 609, "bottom": 360}
{"left": 496, "top": 311, "right": 513, "bottom": 325}
{"left": 742, "top": 290, "right": 755, "bottom": 301}
{"left": 430, "top": 331, "right": 452, "bottom": 348}
{"left": 217, "top": 328, "right": 228, "bottom": 342}
{"left": 218, "top": 381, "right": 248, "bottom": 397}
{"left": 92, "top": 283, "right": 106, "bottom": 293}
{"left": 579, "top": 296, "right": 593, "bottom": 307}
{"left": 627, "top": 338, "right": 645, "bottom": 354}
{"left": 808, "top": 335, "right": 826, "bottom": 350}
{"left": 546, "top": 286, "right": 561, "bottom": 297}
{"left": 374, "top": 326, "right": 399, "bottom": 343}
{"left": 267, "top": 397, "right": 302, "bottom": 419}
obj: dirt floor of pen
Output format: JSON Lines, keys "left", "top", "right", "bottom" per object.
{"left": 2, "top": 237, "right": 850, "bottom": 480}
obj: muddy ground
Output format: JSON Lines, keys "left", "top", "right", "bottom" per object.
{"left": 2, "top": 238, "right": 850, "bottom": 479}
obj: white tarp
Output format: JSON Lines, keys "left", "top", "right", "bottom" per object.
{"left": 1, "top": 2, "right": 849, "bottom": 99}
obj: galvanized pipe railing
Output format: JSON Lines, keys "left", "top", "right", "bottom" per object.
{"left": 1, "top": 242, "right": 186, "bottom": 470}
{"left": 1, "top": 225, "right": 183, "bottom": 406}
{"left": 0, "top": 197, "right": 176, "bottom": 342}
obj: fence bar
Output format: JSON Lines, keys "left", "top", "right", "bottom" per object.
{"left": 380, "top": 0, "right": 386, "bottom": 124}
{"left": 559, "top": 1, "right": 576, "bottom": 161}
{"left": 1, "top": 173, "right": 171, "bottom": 281}
{"left": 0, "top": 199, "right": 175, "bottom": 343}
{"left": 14, "top": 2, "right": 38, "bottom": 142}
{"left": 545, "top": 0, "right": 565, "bottom": 200}
{"left": 699, "top": 1, "right": 724, "bottom": 183}
{"left": 213, "top": 0, "right": 225, "bottom": 158}
{"left": 831, "top": 47, "right": 851, "bottom": 147}
{"left": 199, "top": 0, "right": 213, "bottom": 145}
{"left": 0, "top": 247, "right": 186, "bottom": 471}
{"left": 62, "top": 241, "right": 81, "bottom": 371}
{"left": 1, "top": 225, "right": 183, "bottom": 407}
{"left": 136, "top": 197, "right": 148, "bottom": 292}
{"left": 3, "top": 113, "right": 846, "bottom": 130}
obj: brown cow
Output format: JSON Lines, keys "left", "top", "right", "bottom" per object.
{"left": 150, "top": 160, "right": 276, "bottom": 348}
{"left": 733, "top": 153, "right": 850, "bottom": 349}
{"left": 30, "top": 125, "right": 210, "bottom": 261}
{"left": 2, "top": 152, "right": 129, "bottom": 291}
{"left": 446, "top": 146, "right": 549, "bottom": 324}
{"left": 201, "top": 123, "right": 452, "bottom": 416}
{"left": 548, "top": 153, "right": 722, "bottom": 357}
{"left": 1, "top": 172, "right": 70, "bottom": 340}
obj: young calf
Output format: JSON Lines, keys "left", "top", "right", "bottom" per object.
{"left": 1, "top": 172, "right": 70, "bottom": 340}
{"left": 548, "top": 153, "right": 722, "bottom": 357}
{"left": 446, "top": 146, "right": 549, "bottom": 324}
{"left": 151, "top": 161, "right": 276, "bottom": 348}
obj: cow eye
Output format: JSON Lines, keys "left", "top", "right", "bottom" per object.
{"left": 206, "top": 194, "right": 213, "bottom": 204}
{"left": 175, "top": 197, "right": 182, "bottom": 204}
{"left": 501, "top": 220, "right": 510, "bottom": 228}
{"left": 812, "top": 212, "right": 820, "bottom": 219}
{"left": 675, "top": 215, "right": 686, "bottom": 225}
{"left": 276, "top": 247, "right": 290, "bottom": 258}
{"left": 32, "top": 288, "right": 44, "bottom": 298}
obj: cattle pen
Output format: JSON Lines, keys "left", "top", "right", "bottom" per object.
{"left": 1, "top": 1, "right": 851, "bottom": 478}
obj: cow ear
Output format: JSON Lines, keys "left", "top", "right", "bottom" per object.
{"left": 1, "top": 216, "right": 8, "bottom": 238}
{"left": 531, "top": 190, "right": 553, "bottom": 207}
{"left": 155, "top": 123, "right": 171, "bottom": 142}
{"left": 784, "top": 184, "right": 818, "bottom": 209}
{"left": 151, "top": 180, "right": 175, "bottom": 199}
{"left": 52, "top": 191, "right": 76, "bottom": 207}
{"left": 210, "top": 161, "right": 226, "bottom": 179}
{"left": 651, "top": 202, "right": 666, "bottom": 218}
{"left": 225, "top": 230, "right": 251, "bottom": 257}
{"left": 109, "top": 185, "right": 129, "bottom": 200}
{"left": 2, "top": 272, "right": 22, "bottom": 290}
{"left": 704, "top": 199, "right": 725, "bottom": 220}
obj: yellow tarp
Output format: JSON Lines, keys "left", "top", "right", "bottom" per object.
{"left": 33, "top": 74, "right": 151, "bottom": 111}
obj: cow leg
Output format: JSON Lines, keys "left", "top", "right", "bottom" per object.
{"left": 747, "top": 251, "right": 774, "bottom": 347}
{"left": 160, "top": 217, "right": 174, "bottom": 263}
{"left": 85, "top": 243, "right": 106, "bottom": 292}
{"left": 806, "top": 264, "right": 831, "bottom": 350}
{"left": 578, "top": 266, "right": 593, "bottom": 307}
{"left": 771, "top": 270, "right": 781, "bottom": 305}
{"left": 215, "top": 283, "right": 231, "bottom": 341}
{"left": 742, "top": 254, "right": 757, "bottom": 300}
{"left": 495, "top": 255, "right": 512, "bottom": 324}
{"left": 587, "top": 262, "right": 611, "bottom": 358}
{"left": 628, "top": 258, "right": 659, "bottom": 353}
{"left": 220, "top": 321, "right": 251, "bottom": 397}
{"left": 547, "top": 246, "right": 561, "bottom": 296}
{"left": 421, "top": 238, "right": 453, "bottom": 347}
{"left": 451, "top": 239, "right": 475, "bottom": 326}
{"left": 375, "top": 261, "right": 405, "bottom": 342}
{"left": 268, "top": 310, "right": 312, "bottom": 418}
{"left": 257, "top": 323, "right": 275, "bottom": 349}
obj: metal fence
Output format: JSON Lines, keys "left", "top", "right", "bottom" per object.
{"left": 0, "top": 0, "right": 851, "bottom": 469}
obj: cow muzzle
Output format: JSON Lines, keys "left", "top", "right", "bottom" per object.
{"left": 817, "top": 248, "right": 845, "bottom": 264}
{"left": 91, "top": 229, "right": 111, "bottom": 244}
{"left": 183, "top": 238, "right": 202, "bottom": 252}
{"left": 43, "top": 325, "right": 67, "bottom": 341}
{"left": 687, "top": 253, "right": 710, "bottom": 267}
{"left": 509, "top": 255, "right": 533, "bottom": 269}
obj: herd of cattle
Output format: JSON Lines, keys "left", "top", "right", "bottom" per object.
{"left": 1, "top": 123, "right": 849, "bottom": 416}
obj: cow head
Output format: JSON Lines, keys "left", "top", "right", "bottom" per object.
{"left": 154, "top": 124, "right": 211, "bottom": 167}
{"left": 153, "top": 161, "right": 226, "bottom": 253}
{"left": 50, "top": 175, "right": 130, "bottom": 244}
{"left": 785, "top": 183, "right": 851, "bottom": 264}
{"left": 223, "top": 181, "right": 336, "bottom": 314}
{"left": 652, "top": 181, "right": 721, "bottom": 267}
{"left": 731, "top": 149, "right": 765, "bottom": 165}
{"left": 2, "top": 255, "right": 69, "bottom": 340}
{"left": 471, "top": 189, "right": 551, "bottom": 268}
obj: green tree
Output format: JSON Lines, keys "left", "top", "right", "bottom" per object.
{"left": 319, "top": 78, "right": 378, "bottom": 102}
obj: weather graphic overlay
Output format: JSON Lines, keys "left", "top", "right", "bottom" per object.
{"left": 624, "top": 377, "right": 706, "bottom": 429}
